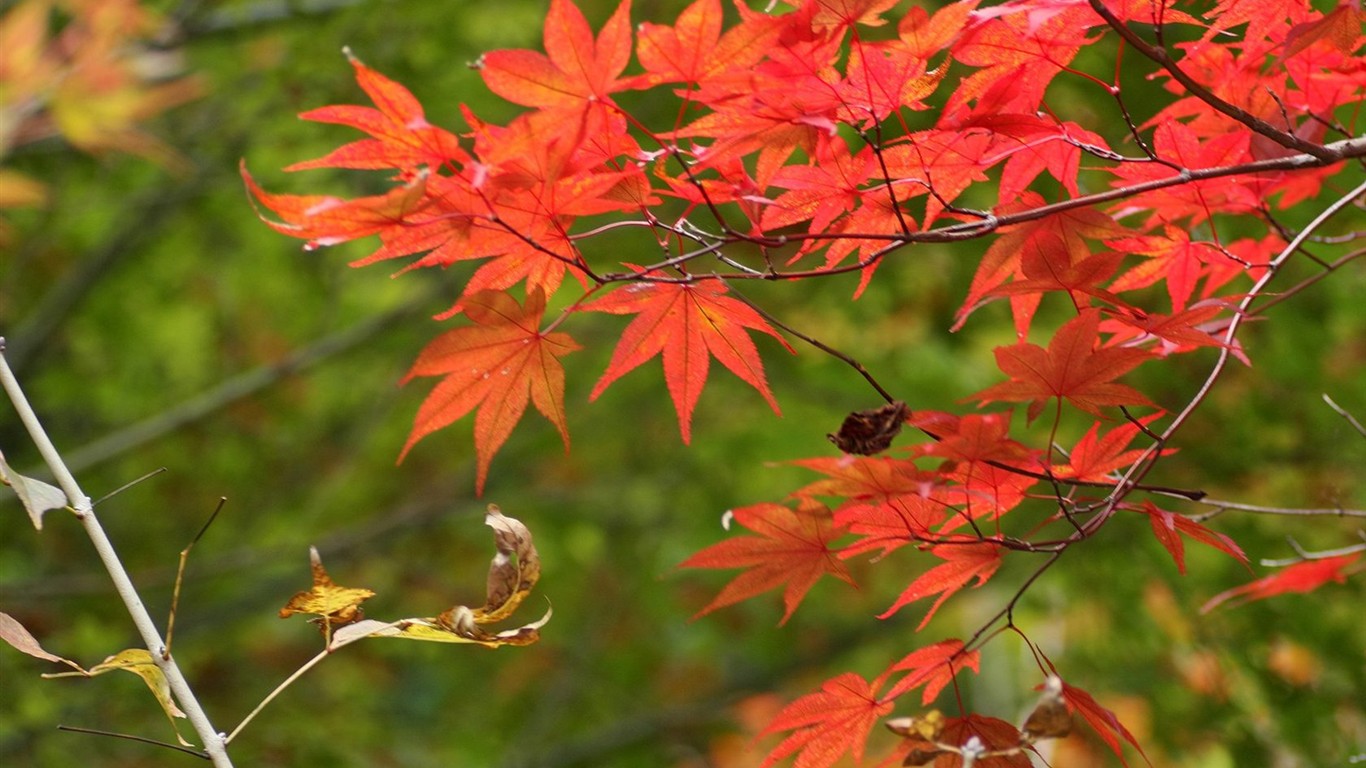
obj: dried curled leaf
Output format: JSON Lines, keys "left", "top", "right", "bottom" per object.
{"left": 278, "top": 546, "right": 376, "bottom": 641}
{"left": 1021, "top": 675, "right": 1072, "bottom": 742}
{"left": 475, "top": 504, "right": 541, "bottom": 623}
{"left": 0, "top": 449, "right": 68, "bottom": 530}
{"left": 0, "top": 611, "right": 85, "bottom": 672}
{"left": 373, "top": 505, "right": 549, "bottom": 648}
{"left": 306, "top": 504, "right": 549, "bottom": 651}
{"left": 827, "top": 401, "right": 909, "bottom": 455}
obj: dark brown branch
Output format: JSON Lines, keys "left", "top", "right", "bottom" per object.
{"left": 1086, "top": 0, "right": 1338, "bottom": 160}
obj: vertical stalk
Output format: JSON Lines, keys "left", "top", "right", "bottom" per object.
{"left": 0, "top": 341, "right": 234, "bottom": 767}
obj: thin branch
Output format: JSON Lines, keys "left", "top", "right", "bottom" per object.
{"left": 1197, "top": 499, "right": 1366, "bottom": 518}
{"left": 0, "top": 342, "right": 234, "bottom": 767}
{"left": 1260, "top": 534, "right": 1366, "bottom": 567}
{"left": 58, "top": 298, "right": 425, "bottom": 474}
{"left": 1324, "top": 394, "right": 1366, "bottom": 438}
{"left": 165, "top": 498, "right": 226, "bottom": 659}
{"left": 56, "top": 724, "right": 210, "bottom": 760}
{"left": 725, "top": 287, "right": 898, "bottom": 404}
{"left": 1082, "top": 176, "right": 1366, "bottom": 539}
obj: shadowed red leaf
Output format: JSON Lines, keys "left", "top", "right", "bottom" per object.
{"left": 879, "top": 542, "right": 1003, "bottom": 629}
{"left": 760, "top": 670, "right": 894, "bottom": 768}
{"left": 886, "top": 638, "right": 981, "bottom": 704}
{"left": 681, "top": 502, "right": 855, "bottom": 625}
{"left": 972, "top": 308, "right": 1154, "bottom": 421}
{"left": 1201, "top": 553, "right": 1363, "bottom": 613}
{"left": 1062, "top": 680, "right": 1150, "bottom": 767}
{"left": 1134, "top": 501, "right": 1247, "bottom": 575}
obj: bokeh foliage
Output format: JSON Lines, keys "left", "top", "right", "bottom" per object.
{"left": 1, "top": 0, "right": 1363, "bottom": 766}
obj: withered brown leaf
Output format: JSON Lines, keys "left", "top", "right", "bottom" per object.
{"left": 827, "top": 401, "right": 909, "bottom": 455}
{"left": 1021, "top": 675, "right": 1072, "bottom": 742}
{"left": 1, "top": 611, "right": 84, "bottom": 673}
{"left": 317, "top": 504, "right": 550, "bottom": 651}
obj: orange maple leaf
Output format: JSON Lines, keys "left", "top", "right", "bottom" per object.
{"left": 760, "top": 670, "right": 894, "bottom": 768}
{"left": 286, "top": 50, "right": 466, "bottom": 172}
{"left": 680, "top": 502, "right": 855, "bottom": 626}
{"left": 584, "top": 278, "right": 792, "bottom": 443}
{"left": 480, "top": 0, "right": 635, "bottom": 112}
{"left": 399, "top": 289, "right": 580, "bottom": 492}
{"left": 972, "top": 308, "right": 1154, "bottom": 421}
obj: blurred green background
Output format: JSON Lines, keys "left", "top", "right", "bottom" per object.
{"left": 1, "top": 0, "right": 1363, "bottom": 766}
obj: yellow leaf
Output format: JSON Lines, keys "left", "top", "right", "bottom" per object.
{"left": 279, "top": 547, "right": 376, "bottom": 642}
{"left": 85, "top": 649, "right": 193, "bottom": 747}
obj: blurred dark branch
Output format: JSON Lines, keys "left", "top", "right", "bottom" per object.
{"left": 174, "top": 0, "right": 377, "bottom": 37}
{"left": 6, "top": 188, "right": 192, "bottom": 374}
{"left": 58, "top": 298, "right": 427, "bottom": 475}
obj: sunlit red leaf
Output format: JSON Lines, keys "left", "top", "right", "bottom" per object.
{"left": 584, "top": 279, "right": 792, "bottom": 443}
{"left": 480, "top": 0, "right": 634, "bottom": 111}
{"left": 681, "top": 502, "right": 855, "bottom": 625}
{"left": 287, "top": 51, "right": 466, "bottom": 171}
{"left": 241, "top": 161, "right": 433, "bottom": 250}
{"left": 399, "top": 289, "right": 580, "bottom": 492}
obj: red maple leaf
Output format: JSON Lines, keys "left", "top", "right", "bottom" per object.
{"left": 479, "top": 0, "right": 635, "bottom": 113}
{"left": 1053, "top": 419, "right": 1158, "bottom": 481}
{"left": 885, "top": 638, "right": 981, "bottom": 704}
{"left": 241, "top": 161, "right": 433, "bottom": 251}
{"left": 584, "top": 278, "right": 792, "bottom": 443}
{"left": 1100, "top": 303, "right": 1242, "bottom": 360}
{"left": 1201, "top": 553, "right": 1363, "bottom": 613}
{"left": 954, "top": 200, "right": 1123, "bottom": 338}
{"left": 972, "top": 308, "right": 1154, "bottom": 421}
{"left": 760, "top": 670, "right": 894, "bottom": 768}
{"left": 285, "top": 51, "right": 466, "bottom": 172}
{"left": 1061, "top": 680, "right": 1151, "bottom": 767}
{"left": 879, "top": 542, "right": 1003, "bottom": 629}
{"left": 835, "top": 494, "right": 946, "bottom": 560}
{"left": 1132, "top": 501, "right": 1247, "bottom": 576}
{"left": 636, "top": 0, "right": 782, "bottom": 86}
{"left": 398, "top": 289, "right": 580, "bottom": 492}
{"left": 790, "top": 455, "right": 936, "bottom": 503}
{"left": 680, "top": 502, "right": 855, "bottom": 626}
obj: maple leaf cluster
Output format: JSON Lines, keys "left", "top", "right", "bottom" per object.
{"left": 244, "top": 0, "right": 1365, "bottom": 764}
